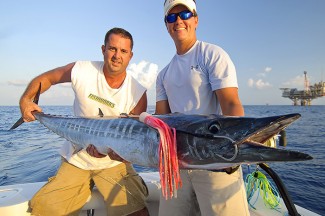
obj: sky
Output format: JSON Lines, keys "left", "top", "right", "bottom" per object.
{"left": 1, "top": 0, "right": 324, "bottom": 106}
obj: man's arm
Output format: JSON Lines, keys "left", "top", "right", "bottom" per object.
{"left": 130, "top": 92, "right": 148, "bottom": 115}
{"left": 155, "top": 100, "right": 171, "bottom": 115}
{"left": 20, "top": 62, "right": 75, "bottom": 122}
{"left": 215, "top": 87, "right": 244, "bottom": 117}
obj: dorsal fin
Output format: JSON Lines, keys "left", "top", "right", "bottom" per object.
{"left": 98, "top": 108, "right": 104, "bottom": 117}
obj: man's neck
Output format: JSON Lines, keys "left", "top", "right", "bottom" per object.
{"left": 104, "top": 71, "right": 126, "bottom": 89}
{"left": 175, "top": 38, "right": 197, "bottom": 55}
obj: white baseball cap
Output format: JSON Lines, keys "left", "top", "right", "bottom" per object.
{"left": 164, "top": 0, "right": 197, "bottom": 16}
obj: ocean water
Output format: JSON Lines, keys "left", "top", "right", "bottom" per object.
{"left": 0, "top": 105, "right": 324, "bottom": 215}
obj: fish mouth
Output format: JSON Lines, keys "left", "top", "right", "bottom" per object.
{"left": 239, "top": 113, "right": 301, "bottom": 145}
{"left": 232, "top": 113, "right": 313, "bottom": 162}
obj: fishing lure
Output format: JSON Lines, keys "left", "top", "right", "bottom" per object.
{"left": 246, "top": 167, "right": 281, "bottom": 211}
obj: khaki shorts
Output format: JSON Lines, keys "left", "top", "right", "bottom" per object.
{"left": 158, "top": 167, "right": 250, "bottom": 216}
{"left": 29, "top": 160, "right": 148, "bottom": 216}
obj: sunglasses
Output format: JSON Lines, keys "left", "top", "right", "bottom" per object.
{"left": 165, "top": 10, "right": 194, "bottom": 23}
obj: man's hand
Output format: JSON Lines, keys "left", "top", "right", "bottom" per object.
{"left": 86, "top": 145, "right": 129, "bottom": 163}
{"left": 86, "top": 144, "right": 106, "bottom": 158}
{"left": 107, "top": 150, "right": 129, "bottom": 163}
{"left": 20, "top": 98, "right": 42, "bottom": 122}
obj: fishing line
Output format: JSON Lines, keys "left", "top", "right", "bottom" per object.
{"left": 177, "top": 130, "right": 239, "bottom": 161}
{"left": 213, "top": 144, "right": 238, "bottom": 161}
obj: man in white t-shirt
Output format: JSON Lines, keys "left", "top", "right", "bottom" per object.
{"left": 20, "top": 28, "right": 149, "bottom": 216}
{"left": 156, "top": 1, "right": 250, "bottom": 215}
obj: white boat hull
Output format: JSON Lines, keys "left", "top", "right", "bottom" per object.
{"left": 0, "top": 172, "right": 319, "bottom": 216}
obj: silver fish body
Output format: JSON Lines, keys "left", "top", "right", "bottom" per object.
{"left": 33, "top": 112, "right": 312, "bottom": 170}
{"left": 34, "top": 113, "right": 160, "bottom": 167}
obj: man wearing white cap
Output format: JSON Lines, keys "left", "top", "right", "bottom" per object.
{"left": 156, "top": 0, "right": 250, "bottom": 215}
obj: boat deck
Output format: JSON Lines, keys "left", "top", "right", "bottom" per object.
{"left": 0, "top": 172, "right": 320, "bottom": 216}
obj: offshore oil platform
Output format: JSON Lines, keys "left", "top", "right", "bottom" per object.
{"left": 280, "top": 71, "right": 325, "bottom": 106}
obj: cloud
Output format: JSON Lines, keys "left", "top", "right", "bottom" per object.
{"left": 128, "top": 60, "right": 159, "bottom": 89}
{"left": 257, "top": 73, "right": 266, "bottom": 78}
{"left": 7, "top": 79, "right": 28, "bottom": 86}
{"left": 248, "top": 78, "right": 254, "bottom": 87}
{"left": 257, "top": 67, "right": 272, "bottom": 77}
{"left": 247, "top": 78, "right": 272, "bottom": 89}
{"left": 282, "top": 75, "right": 305, "bottom": 88}
{"left": 58, "top": 83, "right": 71, "bottom": 88}
{"left": 7, "top": 80, "right": 71, "bottom": 88}
{"left": 255, "top": 79, "right": 272, "bottom": 89}
{"left": 248, "top": 66, "right": 273, "bottom": 89}
{"left": 264, "top": 67, "right": 272, "bottom": 73}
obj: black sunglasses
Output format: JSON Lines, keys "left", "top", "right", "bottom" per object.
{"left": 165, "top": 10, "right": 194, "bottom": 23}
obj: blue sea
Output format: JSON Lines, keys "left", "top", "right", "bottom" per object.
{"left": 0, "top": 105, "right": 324, "bottom": 215}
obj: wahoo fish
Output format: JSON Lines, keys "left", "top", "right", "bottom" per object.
{"left": 11, "top": 84, "right": 311, "bottom": 170}
{"left": 12, "top": 111, "right": 312, "bottom": 170}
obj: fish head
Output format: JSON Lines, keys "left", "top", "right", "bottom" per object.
{"left": 172, "top": 113, "right": 301, "bottom": 146}
{"left": 169, "top": 113, "right": 312, "bottom": 165}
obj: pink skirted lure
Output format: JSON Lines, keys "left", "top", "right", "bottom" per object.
{"left": 140, "top": 112, "right": 182, "bottom": 199}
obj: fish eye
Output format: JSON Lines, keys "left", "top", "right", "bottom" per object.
{"left": 208, "top": 122, "right": 221, "bottom": 133}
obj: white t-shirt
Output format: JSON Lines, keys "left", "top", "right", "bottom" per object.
{"left": 156, "top": 40, "right": 238, "bottom": 115}
{"left": 60, "top": 61, "right": 146, "bottom": 170}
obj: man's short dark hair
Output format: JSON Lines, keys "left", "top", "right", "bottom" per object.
{"left": 104, "top": 27, "right": 134, "bottom": 50}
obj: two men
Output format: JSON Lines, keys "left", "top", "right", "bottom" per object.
{"left": 19, "top": 1, "right": 249, "bottom": 215}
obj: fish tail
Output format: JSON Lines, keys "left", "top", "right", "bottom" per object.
{"left": 9, "top": 83, "right": 42, "bottom": 130}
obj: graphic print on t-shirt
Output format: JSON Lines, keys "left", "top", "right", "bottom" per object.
{"left": 88, "top": 93, "right": 115, "bottom": 108}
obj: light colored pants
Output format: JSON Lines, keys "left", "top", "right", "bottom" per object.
{"left": 29, "top": 160, "right": 148, "bottom": 216}
{"left": 158, "top": 167, "right": 250, "bottom": 216}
